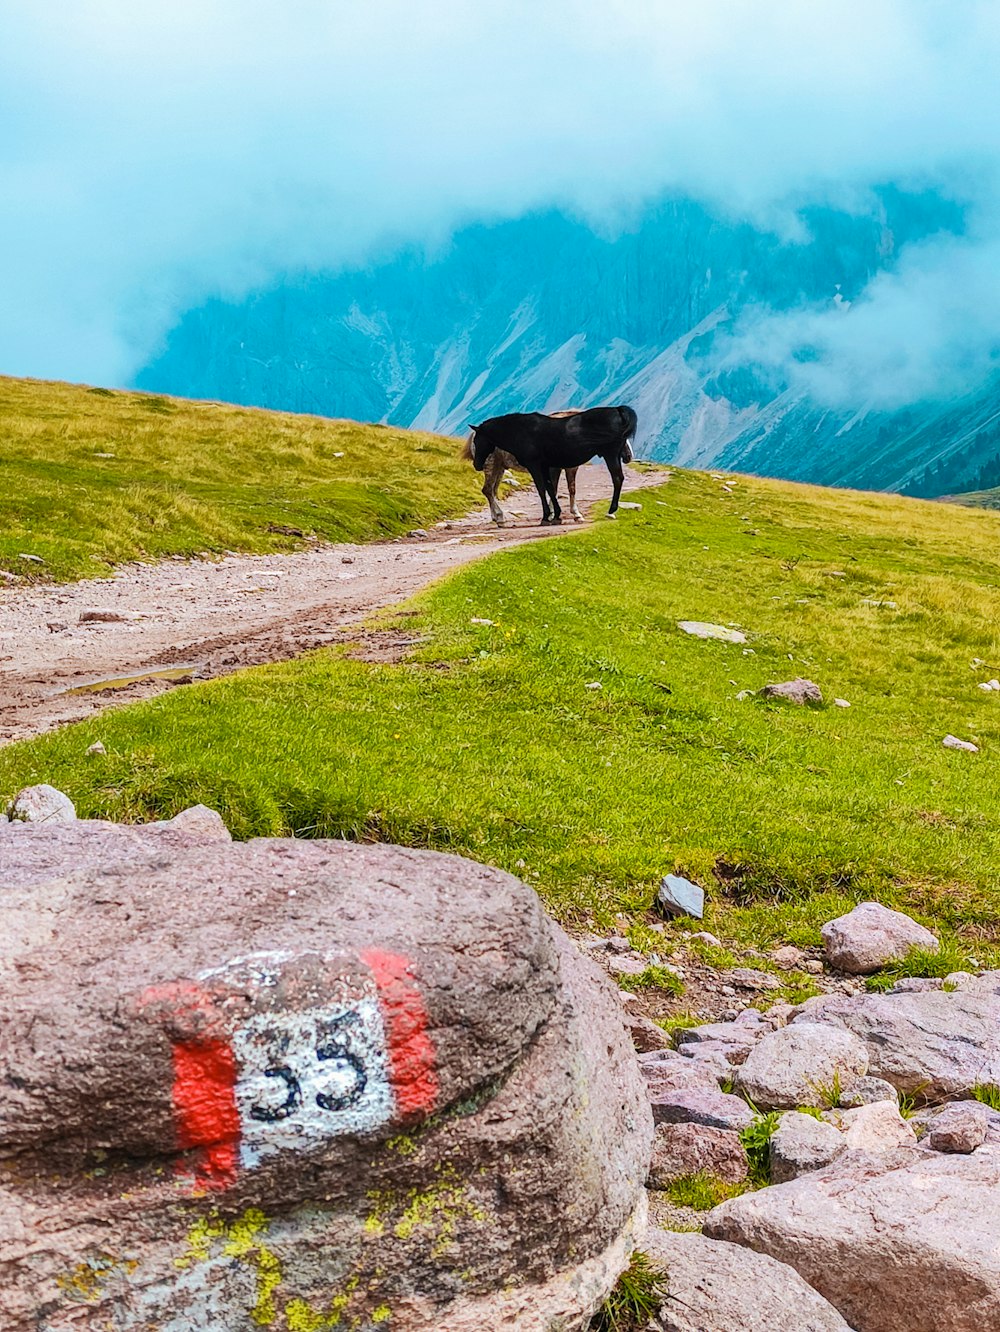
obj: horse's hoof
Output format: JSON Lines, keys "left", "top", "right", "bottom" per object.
{"left": 572, "top": 514, "right": 584, "bottom": 523}
{"left": 606, "top": 512, "right": 617, "bottom": 520}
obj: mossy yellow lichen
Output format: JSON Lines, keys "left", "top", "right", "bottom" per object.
{"left": 366, "top": 1167, "right": 488, "bottom": 1258}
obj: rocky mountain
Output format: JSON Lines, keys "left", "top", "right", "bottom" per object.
{"left": 138, "top": 190, "right": 996, "bottom": 495}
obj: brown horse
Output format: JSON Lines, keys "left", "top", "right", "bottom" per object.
{"left": 460, "top": 410, "right": 584, "bottom": 527}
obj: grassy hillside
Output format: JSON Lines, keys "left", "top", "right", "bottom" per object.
{"left": 0, "top": 375, "right": 479, "bottom": 581}
{"left": 5, "top": 467, "right": 1000, "bottom": 971}
{"left": 944, "top": 486, "right": 1000, "bottom": 510}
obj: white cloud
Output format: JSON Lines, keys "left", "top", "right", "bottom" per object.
{"left": 0, "top": 0, "right": 999, "bottom": 395}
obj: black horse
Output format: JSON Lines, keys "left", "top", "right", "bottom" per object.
{"left": 467, "top": 405, "right": 637, "bottom": 524}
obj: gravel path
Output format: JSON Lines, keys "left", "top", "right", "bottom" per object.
{"left": 0, "top": 464, "right": 664, "bottom": 744}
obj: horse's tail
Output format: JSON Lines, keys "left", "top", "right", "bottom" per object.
{"left": 461, "top": 429, "right": 475, "bottom": 462}
{"left": 618, "top": 405, "right": 637, "bottom": 462}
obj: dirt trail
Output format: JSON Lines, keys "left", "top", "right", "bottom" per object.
{"left": 0, "top": 465, "right": 664, "bottom": 744}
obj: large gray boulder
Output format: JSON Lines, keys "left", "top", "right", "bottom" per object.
{"left": 0, "top": 818, "right": 651, "bottom": 1332}
{"left": 821, "top": 901, "right": 939, "bottom": 974}
{"left": 735, "top": 1022, "right": 868, "bottom": 1110}
{"left": 794, "top": 974, "right": 1000, "bottom": 1099}
{"left": 644, "top": 1229, "right": 853, "bottom": 1332}
{"left": 706, "top": 1148, "right": 1000, "bottom": 1332}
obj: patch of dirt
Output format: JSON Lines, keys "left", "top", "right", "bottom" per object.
{"left": 0, "top": 463, "right": 665, "bottom": 744}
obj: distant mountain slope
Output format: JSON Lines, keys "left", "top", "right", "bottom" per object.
{"left": 138, "top": 191, "right": 993, "bottom": 494}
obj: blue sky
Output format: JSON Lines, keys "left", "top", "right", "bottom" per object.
{"left": 2, "top": 1, "right": 999, "bottom": 406}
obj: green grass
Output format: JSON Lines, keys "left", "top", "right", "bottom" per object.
{"left": 661, "top": 1172, "right": 747, "bottom": 1209}
{"left": 6, "top": 466, "right": 1000, "bottom": 957}
{"left": 590, "top": 1251, "right": 668, "bottom": 1332}
{"left": 0, "top": 375, "right": 479, "bottom": 580}
{"left": 972, "top": 1084, "right": 1000, "bottom": 1110}
{"left": 739, "top": 1111, "right": 781, "bottom": 1187}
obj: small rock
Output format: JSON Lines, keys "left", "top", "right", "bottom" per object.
{"left": 46, "top": 621, "right": 69, "bottom": 633}
{"left": 407, "top": 529, "right": 428, "bottom": 538}
{"left": 771, "top": 945, "right": 806, "bottom": 970}
{"left": 927, "top": 1102, "right": 993, "bottom": 1154}
{"left": 584, "top": 681, "right": 602, "bottom": 690}
{"left": 650, "top": 1086, "right": 755, "bottom": 1131}
{"left": 148, "top": 804, "right": 232, "bottom": 842}
{"left": 838, "top": 1100, "right": 916, "bottom": 1152}
{"left": 470, "top": 617, "right": 494, "bottom": 626}
{"left": 690, "top": 930, "right": 723, "bottom": 949}
{"left": 834, "top": 698, "right": 851, "bottom": 708}
{"left": 85, "top": 741, "right": 107, "bottom": 757}
{"left": 647, "top": 1122, "right": 748, "bottom": 1187}
{"left": 889, "top": 976, "right": 943, "bottom": 994}
{"left": 838, "top": 1076, "right": 899, "bottom": 1109}
{"left": 79, "top": 609, "right": 129, "bottom": 623}
{"left": 803, "top": 959, "right": 824, "bottom": 974}
{"left": 18, "top": 553, "right": 44, "bottom": 563}
{"left": 8, "top": 785, "right": 77, "bottom": 824}
{"left": 770, "top": 1111, "right": 845, "bottom": 1183}
{"left": 625, "top": 1013, "right": 672, "bottom": 1053}
{"left": 821, "top": 901, "right": 939, "bottom": 975}
{"left": 735, "top": 1022, "right": 868, "bottom": 1110}
{"left": 677, "top": 621, "right": 747, "bottom": 644}
{"left": 617, "top": 501, "right": 642, "bottom": 510}
{"left": 607, "top": 954, "right": 648, "bottom": 978}
{"left": 657, "top": 874, "right": 704, "bottom": 920}
{"left": 676, "top": 1022, "right": 758, "bottom": 1052}
{"left": 943, "top": 734, "right": 979, "bottom": 752}
{"left": 759, "top": 678, "right": 823, "bottom": 705}
{"left": 605, "top": 935, "right": 632, "bottom": 954}
{"left": 728, "top": 967, "right": 782, "bottom": 992}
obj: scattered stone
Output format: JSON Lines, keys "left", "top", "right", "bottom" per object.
{"left": 676, "top": 1021, "right": 759, "bottom": 1049}
{"left": 78, "top": 608, "right": 129, "bottom": 623}
{"left": 85, "top": 741, "right": 107, "bottom": 757}
{"left": 770, "top": 1111, "right": 845, "bottom": 1183}
{"left": 860, "top": 597, "right": 898, "bottom": 609}
{"left": 605, "top": 935, "right": 633, "bottom": 953}
{"left": 803, "top": 959, "right": 824, "bottom": 974}
{"left": 690, "top": 930, "right": 723, "bottom": 949}
{"left": 759, "top": 678, "right": 823, "bottom": 705}
{"left": 888, "top": 976, "right": 942, "bottom": 993}
{"left": 735, "top": 1022, "right": 868, "bottom": 1110}
{"left": 943, "top": 733, "right": 979, "bottom": 752}
{"left": 771, "top": 945, "right": 806, "bottom": 970}
{"left": 838, "top": 1100, "right": 916, "bottom": 1151}
{"left": 728, "top": 967, "right": 782, "bottom": 991}
{"left": 706, "top": 1149, "right": 1000, "bottom": 1332}
{"left": 147, "top": 804, "right": 232, "bottom": 842}
{"left": 677, "top": 621, "right": 747, "bottom": 644}
{"left": 834, "top": 698, "right": 851, "bottom": 708}
{"left": 17, "top": 553, "right": 44, "bottom": 563}
{"left": 607, "top": 954, "right": 648, "bottom": 978}
{"left": 647, "top": 1123, "right": 748, "bottom": 1187}
{"left": 649, "top": 1086, "right": 755, "bottom": 1132}
{"left": 46, "top": 620, "right": 69, "bottom": 633}
{"left": 656, "top": 873, "right": 704, "bottom": 919}
{"left": 943, "top": 971, "right": 977, "bottom": 989}
{"left": 791, "top": 975, "right": 1000, "bottom": 1099}
{"left": 469, "top": 616, "right": 494, "bottom": 626}
{"left": 675, "top": 1043, "right": 743, "bottom": 1079}
{"left": 644, "top": 1228, "right": 853, "bottom": 1332}
{"left": 585, "top": 680, "right": 603, "bottom": 690}
{"left": 616, "top": 501, "right": 642, "bottom": 510}
{"left": 7, "top": 784, "right": 77, "bottom": 824}
{"left": 927, "top": 1101, "right": 993, "bottom": 1154}
{"left": 821, "top": 901, "right": 939, "bottom": 975}
{"left": 406, "top": 528, "right": 428, "bottom": 538}
{"left": 837, "top": 1076, "right": 899, "bottom": 1109}
{"left": 625, "top": 1013, "right": 672, "bottom": 1053}
{"left": 978, "top": 680, "right": 1000, "bottom": 692}
{"left": 0, "top": 820, "right": 650, "bottom": 1330}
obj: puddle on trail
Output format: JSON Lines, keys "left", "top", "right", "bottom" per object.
{"left": 62, "top": 665, "right": 200, "bottom": 695}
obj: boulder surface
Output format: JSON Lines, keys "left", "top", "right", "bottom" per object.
{"left": 644, "top": 1229, "right": 853, "bottom": 1332}
{"left": 706, "top": 1148, "right": 1000, "bottom": 1332}
{"left": 0, "top": 815, "right": 651, "bottom": 1332}
{"left": 821, "top": 901, "right": 939, "bottom": 974}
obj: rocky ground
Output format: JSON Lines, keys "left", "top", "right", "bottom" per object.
{"left": 0, "top": 464, "right": 660, "bottom": 743}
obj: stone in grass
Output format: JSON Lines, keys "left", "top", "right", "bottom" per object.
{"left": 647, "top": 1122, "right": 748, "bottom": 1187}
{"left": 821, "top": 901, "right": 939, "bottom": 975}
{"left": 677, "top": 621, "right": 747, "bottom": 644}
{"left": 8, "top": 785, "right": 77, "bottom": 824}
{"left": 943, "top": 734, "right": 979, "bottom": 752}
{"left": 759, "top": 678, "right": 823, "bottom": 705}
{"left": 657, "top": 874, "right": 704, "bottom": 920}
{"left": 643, "top": 1229, "right": 854, "bottom": 1332}
{"left": 735, "top": 1022, "right": 868, "bottom": 1110}
{"left": 770, "top": 1111, "right": 845, "bottom": 1184}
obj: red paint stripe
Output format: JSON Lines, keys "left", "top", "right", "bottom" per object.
{"left": 172, "top": 1038, "right": 241, "bottom": 1190}
{"left": 361, "top": 948, "right": 438, "bottom": 1120}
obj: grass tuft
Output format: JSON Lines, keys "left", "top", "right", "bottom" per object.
{"left": 589, "top": 1251, "right": 669, "bottom": 1332}
{"left": 662, "top": 1172, "right": 748, "bottom": 1210}
{"left": 739, "top": 1111, "right": 782, "bottom": 1187}
{"left": 972, "top": 1084, "right": 1000, "bottom": 1110}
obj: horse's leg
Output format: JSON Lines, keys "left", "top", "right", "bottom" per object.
{"left": 567, "top": 467, "right": 583, "bottom": 521}
{"left": 483, "top": 454, "right": 506, "bottom": 525}
{"left": 546, "top": 470, "right": 562, "bottom": 525}
{"left": 531, "top": 468, "right": 556, "bottom": 524}
{"left": 606, "top": 455, "right": 625, "bottom": 518}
